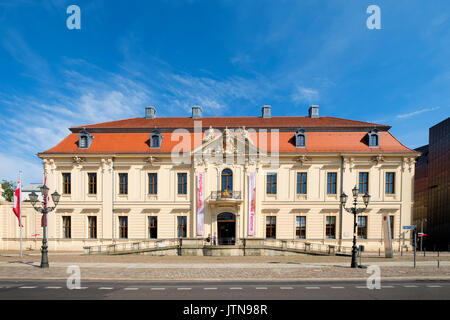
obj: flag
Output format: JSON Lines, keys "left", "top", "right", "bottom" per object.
{"left": 12, "top": 179, "right": 22, "bottom": 227}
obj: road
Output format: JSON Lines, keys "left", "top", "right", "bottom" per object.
{"left": 0, "top": 279, "right": 449, "bottom": 300}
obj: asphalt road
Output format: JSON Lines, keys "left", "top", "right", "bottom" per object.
{"left": 0, "top": 279, "right": 449, "bottom": 300}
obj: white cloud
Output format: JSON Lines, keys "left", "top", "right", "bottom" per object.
{"left": 0, "top": 153, "right": 43, "bottom": 184}
{"left": 291, "top": 87, "right": 319, "bottom": 104}
{"left": 396, "top": 107, "right": 440, "bottom": 119}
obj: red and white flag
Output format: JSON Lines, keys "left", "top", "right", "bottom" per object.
{"left": 12, "top": 179, "right": 22, "bottom": 227}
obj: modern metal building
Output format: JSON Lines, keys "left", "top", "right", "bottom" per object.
{"left": 414, "top": 117, "right": 450, "bottom": 250}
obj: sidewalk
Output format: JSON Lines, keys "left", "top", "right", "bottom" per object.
{"left": 1, "top": 252, "right": 449, "bottom": 282}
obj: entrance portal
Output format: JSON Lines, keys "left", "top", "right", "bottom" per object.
{"left": 217, "top": 212, "right": 236, "bottom": 245}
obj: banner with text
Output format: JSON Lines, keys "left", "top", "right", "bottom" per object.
{"left": 248, "top": 172, "right": 256, "bottom": 236}
{"left": 197, "top": 172, "right": 204, "bottom": 236}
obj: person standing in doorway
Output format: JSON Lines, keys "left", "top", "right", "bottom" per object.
{"left": 213, "top": 232, "right": 217, "bottom": 246}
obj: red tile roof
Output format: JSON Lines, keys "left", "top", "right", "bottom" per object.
{"left": 42, "top": 122, "right": 415, "bottom": 155}
{"left": 70, "top": 116, "right": 390, "bottom": 131}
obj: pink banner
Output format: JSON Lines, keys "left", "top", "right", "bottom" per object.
{"left": 197, "top": 172, "right": 204, "bottom": 236}
{"left": 248, "top": 172, "right": 256, "bottom": 235}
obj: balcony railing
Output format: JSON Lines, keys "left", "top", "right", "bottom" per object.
{"left": 210, "top": 190, "right": 242, "bottom": 201}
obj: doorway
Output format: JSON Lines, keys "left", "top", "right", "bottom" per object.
{"left": 217, "top": 212, "right": 236, "bottom": 245}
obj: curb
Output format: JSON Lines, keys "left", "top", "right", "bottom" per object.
{"left": 1, "top": 276, "right": 450, "bottom": 282}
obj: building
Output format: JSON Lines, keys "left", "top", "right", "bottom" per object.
{"left": 0, "top": 105, "right": 419, "bottom": 253}
{"left": 21, "top": 183, "right": 44, "bottom": 202}
{"left": 414, "top": 117, "right": 450, "bottom": 250}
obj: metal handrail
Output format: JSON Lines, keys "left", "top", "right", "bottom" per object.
{"left": 210, "top": 190, "right": 242, "bottom": 200}
{"left": 85, "top": 237, "right": 352, "bottom": 255}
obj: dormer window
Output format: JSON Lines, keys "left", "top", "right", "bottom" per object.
{"left": 368, "top": 129, "right": 379, "bottom": 147}
{"left": 295, "top": 129, "right": 306, "bottom": 148}
{"left": 150, "top": 129, "right": 162, "bottom": 148}
{"left": 78, "top": 128, "right": 93, "bottom": 149}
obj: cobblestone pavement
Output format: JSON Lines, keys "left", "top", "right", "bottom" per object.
{"left": 0, "top": 251, "right": 449, "bottom": 282}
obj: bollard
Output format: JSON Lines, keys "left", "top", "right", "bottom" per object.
{"left": 438, "top": 260, "right": 440, "bottom": 268}
{"left": 379, "top": 248, "right": 380, "bottom": 256}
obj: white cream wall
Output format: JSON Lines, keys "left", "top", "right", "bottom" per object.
{"left": 0, "top": 154, "right": 416, "bottom": 251}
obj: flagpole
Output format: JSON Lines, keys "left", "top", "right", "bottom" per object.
{"left": 19, "top": 171, "right": 22, "bottom": 258}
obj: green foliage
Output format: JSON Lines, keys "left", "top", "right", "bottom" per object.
{"left": 1, "top": 180, "right": 16, "bottom": 202}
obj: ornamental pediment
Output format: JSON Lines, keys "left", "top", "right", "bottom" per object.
{"left": 193, "top": 127, "right": 260, "bottom": 164}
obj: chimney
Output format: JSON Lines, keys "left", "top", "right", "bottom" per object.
{"left": 261, "top": 105, "right": 272, "bottom": 118}
{"left": 192, "top": 105, "right": 202, "bottom": 119}
{"left": 308, "top": 105, "right": 319, "bottom": 118}
{"left": 145, "top": 106, "right": 156, "bottom": 119}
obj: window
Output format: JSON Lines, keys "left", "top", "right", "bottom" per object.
{"left": 327, "top": 173, "right": 337, "bottom": 194}
{"left": 385, "top": 172, "right": 395, "bottom": 194}
{"left": 266, "top": 173, "right": 277, "bottom": 194}
{"left": 359, "top": 172, "right": 369, "bottom": 194}
{"left": 148, "top": 173, "right": 157, "bottom": 195}
{"left": 80, "top": 136, "right": 88, "bottom": 148}
{"left": 148, "top": 216, "right": 157, "bottom": 239}
{"left": 296, "top": 216, "right": 306, "bottom": 239}
{"left": 88, "top": 173, "right": 97, "bottom": 194}
{"left": 177, "top": 216, "right": 187, "bottom": 238}
{"left": 119, "top": 216, "right": 128, "bottom": 239}
{"left": 266, "top": 216, "right": 276, "bottom": 239}
{"left": 62, "top": 216, "right": 71, "bottom": 239}
{"left": 296, "top": 172, "right": 307, "bottom": 194}
{"left": 326, "top": 216, "right": 336, "bottom": 239}
{"left": 88, "top": 216, "right": 97, "bottom": 239}
{"left": 119, "top": 173, "right": 128, "bottom": 195}
{"left": 177, "top": 173, "right": 187, "bottom": 195}
{"left": 368, "top": 129, "right": 379, "bottom": 147}
{"left": 221, "top": 169, "right": 233, "bottom": 192}
{"left": 295, "top": 129, "right": 306, "bottom": 148}
{"left": 358, "top": 216, "right": 367, "bottom": 239}
{"left": 62, "top": 173, "right": 71, "bottom": 194}
{"left": 150, "top": 129, "right": 162, "bottom": 148}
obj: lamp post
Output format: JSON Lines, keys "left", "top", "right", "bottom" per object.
{"left": 340, "top": 186, "right": 370, "bottom": 268}
{"left": 29, "top": 185, "right": 60, "bottom": 268}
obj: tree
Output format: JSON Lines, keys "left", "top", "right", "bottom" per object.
{"left": 1, "top": 180, "right": 16, "bottom": 202}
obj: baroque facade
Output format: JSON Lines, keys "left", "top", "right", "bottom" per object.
{"left": 0, "top": 105, "right": 419, "bottom": 252}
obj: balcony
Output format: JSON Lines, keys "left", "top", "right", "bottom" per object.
{"left": 209, "top": 190, "right": 243, "bottom": 205}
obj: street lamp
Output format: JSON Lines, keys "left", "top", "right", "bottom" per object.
{"left": 341, "top": 185, "right": 370, "bottom": 268}
{"left": 29, "top": 185, "right": 60, "bottom": 268}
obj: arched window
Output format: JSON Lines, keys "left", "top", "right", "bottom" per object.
{"left": 295, "top": 129, "right": 306, "bottom": 148}
{"left": 150, "top": 129, "right": 162, "bottom": 148}
{"left": 221, "top": 169, "right": 233, "bottom": 193}
{"left": 217, "top": 212, "right": 235, "bottom": 222}
{"left": 80, "top": 136, "right": 88, "bottom": 148}
{"left": 368, "top": 129, "right": 379, "bottom": 147}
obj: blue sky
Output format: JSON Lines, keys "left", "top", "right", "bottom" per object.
{"left": 0, "top": 0, "right": 449, "bottom": 185}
